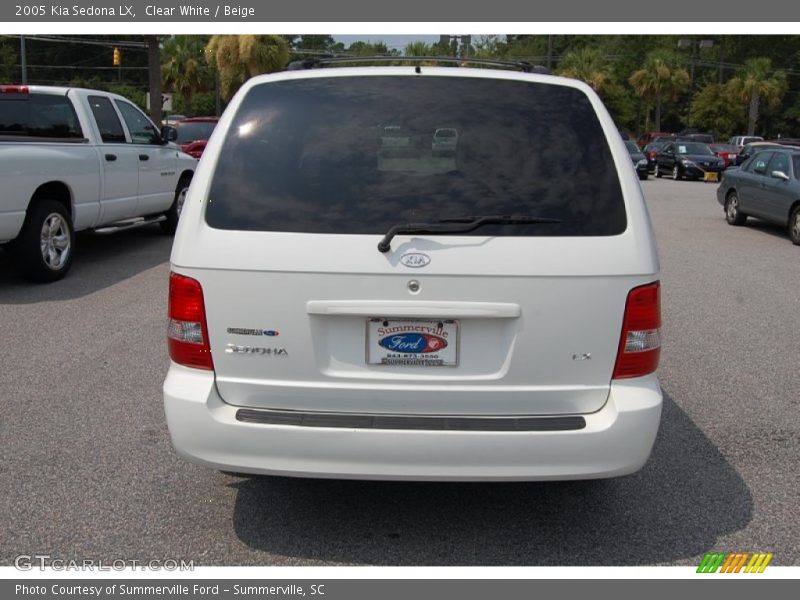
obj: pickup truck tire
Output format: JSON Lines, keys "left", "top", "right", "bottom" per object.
{"left": 10, "top": 199, "right": 75, "bottom": 282}
{"left": 161, "top": 175, "right": 192, "bottom": 234}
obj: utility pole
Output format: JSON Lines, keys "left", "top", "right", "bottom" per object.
{"left": 20, "top": 35, "right": 27, "bottom": 84}
{"left": 146, "top": 35, "right": 163, "bottom": 125}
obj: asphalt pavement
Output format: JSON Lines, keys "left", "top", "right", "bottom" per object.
{"left": 1, "top": 178, "right": 798, "bottom": 566}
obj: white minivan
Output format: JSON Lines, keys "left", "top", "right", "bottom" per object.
{"left": 164, "top": 65, "right": 663, "bottom": 481}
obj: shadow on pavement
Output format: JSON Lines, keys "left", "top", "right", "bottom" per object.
{"left": 0, "top": 226, "right": 172, "bottom": 303}
{"left": 230, "top": 393, "right": 752, "bottom": 565}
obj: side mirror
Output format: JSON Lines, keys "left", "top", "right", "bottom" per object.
{"left": 771, "top": 170, "right": 790, "bottom": 181}
{"left": 161, "top": 125, "right": 177, "bottom": 143}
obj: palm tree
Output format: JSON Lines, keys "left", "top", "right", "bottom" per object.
{"left": 161, "top": 36, "right": 210, "bottom": 116}
{"left": 725, "top": 58, "right": 786, "bottom": 136}
{"left": 629, "top": 52, "right": 690, "bottom": 131}
{"left": 205, "top": 35, "right": 290, "bottom": 100}
{"left": 557, "top": 47, "right": 616, "bottom": 97}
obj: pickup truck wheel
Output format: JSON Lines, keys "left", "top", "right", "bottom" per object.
{"left": 161, "top": 176, "right": 191, "bottom": 234}
{"left": 10, "top": 199, "right": 75, "bottom": 282}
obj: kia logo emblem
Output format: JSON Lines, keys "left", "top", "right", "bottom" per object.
{"left": 400, "top": 253, "right": 431, "bottom": 268}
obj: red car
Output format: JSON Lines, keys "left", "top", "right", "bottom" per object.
{"left": 174, "top": 117, "right": 219, "bottom": 159}
{"left": 709, "top": 143, "right": 739, "bottom": 168}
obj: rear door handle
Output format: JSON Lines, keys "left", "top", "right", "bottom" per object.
{"left": 104, "top": 154, "right": 117, "bottom": 162}
{"left": 138, "top": 154, "right": 149, "bottom": 161}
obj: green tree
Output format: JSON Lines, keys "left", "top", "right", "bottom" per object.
{"left": 689, "top": 83, "right": 742, "bottom": 139}
{"left": 205, "top": 35, "right": 289, "bottom": 100}
{"left": 629, "top": 51, "right": 690, "bottom": 131}
{"left": 404, "top": 41, "right": 433, "bottom": 57}
{"left": 0, "top": 41, "right": 17, "bottom": 82}
{"left": 725, "top": 58, "right": 786, "bottom": 136}
{"left": 161, "top": 35, "right": 211, "bottom": 116}
{"left": 557, "top": 47, "right": 616, "bottom": 97}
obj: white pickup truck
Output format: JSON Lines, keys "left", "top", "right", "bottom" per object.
{"left": 0, "top": 85, "right": 197, "bottom": 282}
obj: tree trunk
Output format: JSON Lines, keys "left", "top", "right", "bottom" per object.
{"left": 747, "top": 91, "right": 759, "bottom": 136}
{"left": 654, "top": 98, "right": 662, "bottom": 131}
{"left": 147, "top": 35, "right": 162, "bottom": 125}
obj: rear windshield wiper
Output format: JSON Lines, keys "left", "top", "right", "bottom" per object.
{"left": 377, "top": 215, "right": 562, "bottom": 253}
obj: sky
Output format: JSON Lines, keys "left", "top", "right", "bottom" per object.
{"left": 333, "top": 35, "right": 443, "bottom": 50}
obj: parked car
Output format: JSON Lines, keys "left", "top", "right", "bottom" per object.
{"left": 625, "top": 140, "right": 649, "bottom": 180}
{"left": 709, "top": 143, "right": 740, "bottom": 168}
{"left": 0, "top": 85, "right": 196, "bottom": 281}
{"left": 431, "top": 127, "right": 458, "bottom": 156}
{"left": 163, "top": 66, "right": 663, "bottom": 482}
{"left": 675, "top": 132, "right": 714, "bottom": 144}
{"left": 717, "top": 147, "right": 800, "bottom": 245}
{"left": 163, "top": 114, "right": 187, "bottom": 127}
{"left": 637, "top": 130, "right": 671, "bottom": 148}
{"left": 728, "top": 135, "right": 763, "bottom": 148}
{"left": 654, "top": 141, "right": 725, "bottom": 181}
{"left": 174, "top": 116, "right": 219, "bottom": 159}
{"left": 642, "top": 139, "right": 670, "bottom": 173}
{"left": 733, "top": 141, "right": 784, "bottom": 166}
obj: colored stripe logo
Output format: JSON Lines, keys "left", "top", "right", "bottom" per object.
{"left": 697, "top": 552, "right": 773, "bottom": 573}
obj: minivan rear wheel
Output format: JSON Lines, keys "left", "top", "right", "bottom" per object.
{"left": 725, "top": 191, "right": 747, "bottom": 226}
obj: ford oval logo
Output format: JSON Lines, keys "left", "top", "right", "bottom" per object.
{"left": 379, "top": 333, "right": 447, "bottom": 354}
{"left": 400, "top": 253, "right": 431, "bottom": 268}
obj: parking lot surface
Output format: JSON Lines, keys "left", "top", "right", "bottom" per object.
{"left": 1, "top": 178, "right": 798, "bottom": 566}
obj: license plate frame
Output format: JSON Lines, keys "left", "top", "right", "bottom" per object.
{"left": 366, "top": 318, "right": 460, "bottom": 367}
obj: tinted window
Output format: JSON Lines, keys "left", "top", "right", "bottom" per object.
{"left": 175, "top": 121, "right": 217, "bottom": 144}
{"left": 0, "top": 93, "right": 83, "bottom": 138}
{"left": 748, "top": 152, "right": 772, "bottom": 175}
{"left": 793, "top": 156, "right": 800, "bottom": 179}
{"left": 767, "top": 153, "right": 789, "bottom": 177}
{"left": 115, "top": 100, "right": 160, "bottom": 144}
{"left": 206, "top": 76, "right": 626, "bottom": 236}
{"left": 624, "top": 141, "right": 640, "bottom": 153}
{"left": 676, "top": 143, "right": 712, "bottom": 155}
{"left": 88, "top": 96, "right": 125, "bottom": 143}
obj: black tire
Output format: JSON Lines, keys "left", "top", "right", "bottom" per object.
{"left": 789, "top": 205, "right": 800, "bottom": 246}
{"left": 9, "top": 199, "right": 75, "bottom": 282}
{"left": 638, "top": 173, "right": 648, "bottom": 181}
{"left": 725, "top": 191, "right": 747, "bottom": 226}
{"left": 161, "top": 175, "right": 192, "bottom": 234}
{"left": 654, "top": 163, "right": 662, "bottom": 178}
{"left": 672, "top": 164, "right": 682, "bottom": 181}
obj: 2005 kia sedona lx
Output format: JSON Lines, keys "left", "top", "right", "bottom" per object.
{"left": 163, "top": 65, "right": 662, "bottom": 481}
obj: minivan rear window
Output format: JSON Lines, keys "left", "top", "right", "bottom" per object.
{"left": 205, "top": 75, "right": 627, "bottom": 236}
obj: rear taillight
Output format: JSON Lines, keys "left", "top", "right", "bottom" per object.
{"left": 167, "top": 272, "right": 213, "bottom": 370}
{"left": 613, "top": 281, "right": 661, "bottom": 379}
{"left": 0, "top": 85, "right": 29, "bottom": 94}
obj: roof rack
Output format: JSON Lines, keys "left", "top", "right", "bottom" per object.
{"left": 285, "top": 55, "right": 550, "bottom": 74}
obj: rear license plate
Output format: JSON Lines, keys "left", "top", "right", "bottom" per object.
{"left": 367, "top": 318, "right": 459, "bottom": 366}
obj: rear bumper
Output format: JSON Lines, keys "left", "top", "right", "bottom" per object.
{"left": 163, "top": 364, "right": 663, "bottom": 481}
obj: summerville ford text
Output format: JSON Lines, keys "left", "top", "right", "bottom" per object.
{"left": 20, "top": 5, "right": 256, "bottom": 17}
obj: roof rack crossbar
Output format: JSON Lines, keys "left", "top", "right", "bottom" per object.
{"left": 285, "top": 55, "right": 549, "bottom": 74}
